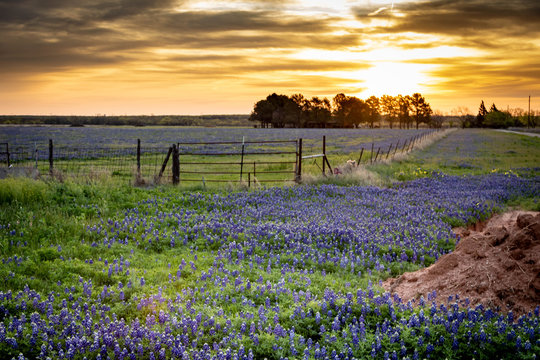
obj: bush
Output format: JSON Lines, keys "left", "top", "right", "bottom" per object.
{"left": 484, "top": 111, "right": 513, "bottom": 129}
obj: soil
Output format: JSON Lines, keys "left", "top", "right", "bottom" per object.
{"left": 384, "top": 211, "right": 540, "bottom": 316}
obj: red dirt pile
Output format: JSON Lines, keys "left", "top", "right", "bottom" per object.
{"left": 384, "top": 211, "right": 540, "bottom": 316}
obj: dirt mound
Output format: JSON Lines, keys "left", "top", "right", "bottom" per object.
{"left": 384, "top": 211, "right": 540, "bottom": 316}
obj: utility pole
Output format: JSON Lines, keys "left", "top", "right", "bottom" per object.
{"left": 528, "top": 95, "right": 531, "bottom": 128}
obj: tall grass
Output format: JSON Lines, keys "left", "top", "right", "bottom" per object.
{"left": 0, "top": 177, "right": 49, "bottom": 205}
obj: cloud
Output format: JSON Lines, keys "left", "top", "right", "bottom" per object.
{"left": 0, "top": 0, "right": 359, "bottom": 76}
{"left": 1, "top": 0, "right": 539, "bottom": 114}
{"left": 355, "top": 0, "right": 540, "bottom": 39}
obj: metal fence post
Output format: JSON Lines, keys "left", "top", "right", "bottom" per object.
{"left": 240, "top": 137, "right": 245, "bottom": 182}
{"left": 172, "top": 144, "right": 179, "bottom": 185}
{"left": 6, "top": 143, "right": 10, "bottom": 167}
{"left": 137, "top": 139, "right": 141, "bottom": 177}
{"left": 322, "top": 135, "right": 326, "bottom": 175}
{"left": 49, "top": 139, "right": 53, "bottom": 176}
{"left": 296, "top": 138, "right": 302, "bottom": 183}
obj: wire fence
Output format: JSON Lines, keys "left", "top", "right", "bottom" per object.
{"left": 0, "top": 142, "right": 173, "bottom": 184}
{"left": 0, "top": 130, "right": 440, "bottom": 185}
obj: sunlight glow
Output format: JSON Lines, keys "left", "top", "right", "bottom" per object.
{"left": 355, "top": 62, "right": 436, "bottom": 97}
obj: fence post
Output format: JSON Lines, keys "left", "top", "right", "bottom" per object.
{"left": 240, "top": 139, "right": 245, "bottom": 182}
{"left": 6, "top": 143, "right": 10, "bottom": 167}
{"left": 322, "top": 135, "right": 326, "bottom": 175}
{"left": 157, "top": 146, "right": 172, "bottom": 182}
{"left": 394, "top": 140, "right": 399, "bottom": 156}
{"left": 401, "top": 140, "right": 408, "bottom": 153}
{"left": 253, "top": 162, "right": 256, "bottom": 178}
{"left": 386, "top": 144, "right": 392, "bottom": 159}
{"left": 357, "top": 148, "right": 364, "bottom": 165}
{"left": 172, "top": 144, "right": 179, "bottom": 185}
{"left": 248, "top": 172, "right": 251, "bottom": 188}
{"left": 136, "top": 139, "right": 141, "bottom": 177}
{"left": 49, "top": 139, "right": 53, "bottom": 176}
{"left": 296, "top": 138, "right": 302, "bottom": 183}
{"left": 374, "top": 147, "right": 381, "bottom": 162}
{"left": 370, "top": 143, "right": 374, "bottom": 164}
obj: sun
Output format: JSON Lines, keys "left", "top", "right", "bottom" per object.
{"left": 355, "top": 61, "right": 434, "bottom": 98}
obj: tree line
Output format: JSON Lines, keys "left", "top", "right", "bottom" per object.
{"left": 249, "top": 93, "right": 434, "bottom": 128}
{"left": 0, "top": 115, "right": 251, "bottom": 127}
{"left": 452, "top": 100, "right": 538, "bottom": 129}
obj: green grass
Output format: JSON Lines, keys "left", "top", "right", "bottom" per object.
{"left": 368, "top": 129, "right": 540, "bottom": 182}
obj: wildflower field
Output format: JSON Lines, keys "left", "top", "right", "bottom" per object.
{"left": 1, "top": 128, "right": 540, "bottom": 359}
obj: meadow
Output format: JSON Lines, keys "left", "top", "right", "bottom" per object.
{"left": 0, "top": 128, "right": 539, "bottom": 359}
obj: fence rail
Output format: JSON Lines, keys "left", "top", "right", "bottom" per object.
{"left": 172, "top": 139, "right": 300, "bottom": 186}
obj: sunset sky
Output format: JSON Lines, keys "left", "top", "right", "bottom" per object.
{"left": 1, "top": 0, "right": 539, "bottom": 115}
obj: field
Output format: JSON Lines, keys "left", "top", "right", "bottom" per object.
{"left": 0, "top": 128, "right": 540, "bottom": 359}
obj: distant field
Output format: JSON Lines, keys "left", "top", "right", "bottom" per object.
{"left": 0, "top": 125, "right": 433, "bottom": 154}
{"left": 371, "top": 129, "right": 540, "bottom": 181}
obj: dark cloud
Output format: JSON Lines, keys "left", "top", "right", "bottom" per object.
{"left": 405, "top": 56, "right": 540, "bottom": 100}
{"left": 0, "top": 0, "right": 357, "bottom": 74}
{"left": 355, "top": 0, "right": 540, "bottom": 38}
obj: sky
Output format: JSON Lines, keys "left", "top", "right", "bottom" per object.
{"left": 0, "top": 0, "right": 539, "bottom": 115}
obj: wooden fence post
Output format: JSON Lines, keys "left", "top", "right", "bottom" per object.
{"left": 157, "top": 146, "right": 172, "bottom": 183}
{"left": 136, "top": 139, "right": 141, "bottom": 177}
{"left": 49, "top": 139, "right": 53, "bottom": 176}
{"left": 322, "top": 135, "right": 326, "bottom": 175}
{"left": 357, "top": 148, "right": 364, "bottom": 165}
{"left": 374, "top": 147, "right": 381, "bottom": 162}
{"left": 386, "top": 144, "right": 392, "bottom": 159}
{"left": 296, "top": 138, "right": 302, "bottom": 183}
{"left": 172, "top": 144, "right": 179, "bottom": 185}
{"left": 394, "top": 140, "right": 399, "bottom": 156}
{"left": 370, "top": 143, "right": 374, "bottom": 164}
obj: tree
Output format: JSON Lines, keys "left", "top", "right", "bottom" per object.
{"left": 308, "top": 97, "right": 332, "bottom": 128}
{"left": 248, "top": 93, "right": 296, "bottom": 128}
{"left": 410, "top": 93, "right": 432, "bottom": 129}
{"left": 347, "top": 97, "right": 368, "bottom": 128}
{"left": 249, "top": 99, "right": 274, "bottom": 128}
{"left": 365, "top": 96, "right": 380, "bottom": 128}
{"left": 476, "top": 100, "right": 488, "bottom": 127}
{"left": 380, "top": 95, "right": 399, "bottom": 129}
{"left": 332, "top": 93, "right": 366, "bottom": 128}
{"left": 397, "top": 95, "right": 411, "bottom": 129}
{"left": 289, "top": 93, "right": 307, "bottom": 128}
{"left": 484, "top": 110, "right": 512, "bottom": 128}
{"left": 332, "top": 93, "right": 350, "bottom": 127}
